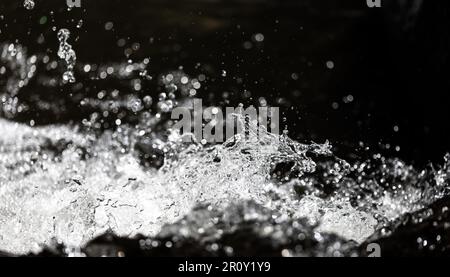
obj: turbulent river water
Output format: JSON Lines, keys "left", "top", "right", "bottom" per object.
{"left": 0, "top": 1, "right": 449, "bottom": 257}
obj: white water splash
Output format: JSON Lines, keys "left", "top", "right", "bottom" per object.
{"left": 2, "top": 114, "right": 446, "bottom": 254}
{"left": 0, "top": 43, "right": 448, "bottom": 253}
{"left": 0, "top": 117, "right": 348, "bottom": 254}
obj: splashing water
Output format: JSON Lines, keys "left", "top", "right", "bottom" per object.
{"left": 0, "top": 42, "right": 449, "bottom": 255}
{"left": 0, "top": 111, "right": 448, "bottom": 254}
{"left": 0, "top": 43, "right": 38, "bottom": 119}
{"left": 0, "top": 40, "right": 449, "bottom": 256}
{"left": 0, "top": 117, "right": 328, "bottom": 253}
{"left": 1, "top": 5, "right": 450, "bottom": 256}
{"left": 57, "top": 29, "right": 76, "bottom": 83}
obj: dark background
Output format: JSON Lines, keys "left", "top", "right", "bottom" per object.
{"left": 1, "top": 0, "right": 450, "bottom": 165}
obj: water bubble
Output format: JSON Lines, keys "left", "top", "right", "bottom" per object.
{"left": 326, "top": 60, "right": 335, "bottom": 69}
{"left": 83, "top": 64, "right": 91, "bottom": 72}
{"left": 180, "top": 76, "right": 189, "bottom": 84}
{"left": 254, "top": 33, "right": 265, "bottom": 42}
{"left": 104, "top": 22, "right": 114, "bottom": 31}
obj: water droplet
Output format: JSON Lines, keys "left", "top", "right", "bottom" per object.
{"left": 23, "top": 0, "right": 35, "bottom": 10}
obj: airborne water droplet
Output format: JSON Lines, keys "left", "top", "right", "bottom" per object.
{"left": 57, "top": 28, "right": 77, "bottom": 83}
{"left": 23, "top": 0, "right": 35, "bottom": 10}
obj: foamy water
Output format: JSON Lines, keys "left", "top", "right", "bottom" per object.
{"left": 0, "top": 115, "right": 448, "bottom": 254}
